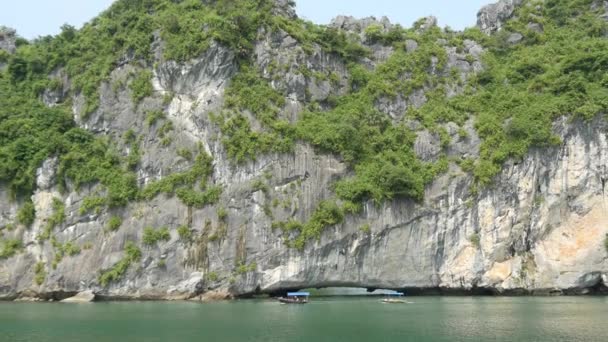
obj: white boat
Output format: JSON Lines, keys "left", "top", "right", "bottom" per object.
{"left": 381, "top": 298, "right": 407, "bottom": 304}
{"left": 381, "top": 292, "right": 407, "bottom": 304}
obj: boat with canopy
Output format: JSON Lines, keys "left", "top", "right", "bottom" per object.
{"left": 278, "top": 292, "right": 310, "bottom": 304}
{"left": 381, "top": 292, "right": 407, "bottom": 304}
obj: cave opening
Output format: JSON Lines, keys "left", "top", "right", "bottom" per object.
{"left": 265, "top": 287, "right": 406, "bottom": 298}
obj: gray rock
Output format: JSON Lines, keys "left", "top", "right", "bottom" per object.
{"left": 507, "top": 32, "right": 524, "bottom": 45}
{"left": 157, "top": 41, "right": 237, "bottom": 97}
{"left": 414, "top": 130, "right": 442, "bottom": 161}
{"left": 376, "top": 94, "right": 407, "bottom": 120}
{"left": 417, "top": 16, "right": 438, "bottom": 32}
{"left": 405, "top": 40, "right": 418, "bottom": 53}
{"left": 329, "top": 16, "right": 392, "bottom": 34}
{"left": 42, "top": 70, "right": 70, "bottom": 107}
{"left": 372, "top": 45, "right": 394, "bottom": 63}
{"left": 527, "top": 23, "right": 543, "bottom": 33}
{"left": 273, "top": 0, "right": 297, "bottom": 19}
{"left": 36, "top": 157, "right": 58, "bottom": 190}
{"left": 408, "top": 89, "right": 428, "bottom": 109}
{"left": 595, "top": 1, "right": 608, "bottom": 21}
{"left": 477, "top": 0, "right": 523, "bottom": 34}
{"left": 591, "top": 0, "right": 608, "bottom": 12}
{"left": 0, "top": 26, "right": 17, "bottom": 54}
{"left": 61, "top": 290, "right": 96, "bottom": 303}
{"left": 597, "top": 0, "right": 608, "bottom": 22}
{"left": 464, "top": 40, "right": 484, "bottom": 58}
{"left": 308, "top": 79, "right": 331, "bottom": 102}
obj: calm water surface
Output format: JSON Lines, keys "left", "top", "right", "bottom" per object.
{"left": 1, "top": 296, "right": 607, "bottom": 342}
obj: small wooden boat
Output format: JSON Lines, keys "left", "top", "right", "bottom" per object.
{"left": 278, "top": 292, "right": 309, "bottom": 304}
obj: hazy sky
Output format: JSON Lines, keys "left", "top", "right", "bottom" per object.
{"left": 0, "top": 0, "right": 493, "bottom": 39}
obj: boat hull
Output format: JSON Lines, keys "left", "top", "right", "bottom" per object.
{"left": 381, "top": 299, "right": 406, "bottom": 304}
{"left": 278, "top": 298, "right": 308, "bottom": 304}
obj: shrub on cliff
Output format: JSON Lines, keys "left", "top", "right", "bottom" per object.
{"left": 142, "top": 227, "right": 171, "bottom": 246}
{"left": 98, "top": 241, "right": 141, "bottom": 286}
{"left": 16, "top": 200, "right": 35, "bottom": 227}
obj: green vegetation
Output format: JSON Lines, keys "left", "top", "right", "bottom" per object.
{"left": 124, "top": 132, "right": 141, "bottom": 170}
{"left": 235, "top": 262, "right": 257, "bottom": 275}
{"left": 206, "top": 271, "right": 219, "bottom": 282}
{"left": 51, "top": 238, "right": 82, "bottom": 268}
{"left": 129, "top": 70, "right": 153, "bottom": 104}
{"left": 213, "top": 65, "right": 294, "bottom": 163}
{"left": 217, "top": 207, "right": 228, "bottom": 221}
{"left": 99, "top": 241, "right": 141, "bottom": 286}
{"left": 38, "top": 198, "right": 65, "bottom": 241}
{"left": 142, "top": 226, "right": 171, "bottom": 246}
{"left": 62, "top": 241, "right": 81, "bottom": 256}
{"left": 251, "top": 179, "right": 270, "bottom": 194}
{"left": 605, "top": 234, "right": 608, "bottom": 253}
{"left": 209, "top": 221, "right": 228, "bottom": 242}
{"left": 1, "top": 0, "right": 251, "bottom": 212}
{"left": 0, "top": 239, "right": 23, "bottom": 259}
{"left": 162, "top": 92, "right": 174, "bottom": 106}
{"left": 34, "top": 262, "right": 46, "bottom": 285}
{"left": 176, "top": 186, "right": 222, "bottom": 208}
{"left": 80, "top": 196, "right": 106, "bottom": 214}
{"left": 177, "top": 148, "right": 193, "bottom": 161}
{"left": 17, "top": 200, "right": 36, "bottom": 227}
{"left": 260, "top": 0, "right": 608, "bottom": 248}
{"left": 359, "top": 224, "right": 371, "bottom": 234}
{"left": 107, "top": 216, "right": 123, "bottom": 232}
{"left": 0, "top": 76, "right": 75, "bottom": 197}
{"left": 3, "top": 0, "right": 278, "bottom": 121}
{"left": 177, "top": 225, "right": 192, "bottom": 241}
{"left": 1, "top": 223, "right": 15, "bottom": 232}
{"left": 408, "top": 0, "right": 608, "bottom": 185}
{"left": 273, "top": 200, "right": 344, "bottom": 250}
{"left": 140, "top": 150, "right": 222, "bottom": 208}
{"left": 297, "top": 29, "right": 449, "bottom": 205}
{"left": 57, "top": 135, "right": 139, "bottom": 208}
{"left": 145, "top": 110, "right": 165, "bottom": 127}
{"left": 364, "top": 24, "right": 385, "bottom": 43}
{"left": 469, "top": 233, "right": 481, "bottom": 249}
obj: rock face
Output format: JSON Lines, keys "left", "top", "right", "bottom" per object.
{"left": 61, "top": 290, "right": 96, "bottom": 303}
{"left": 1, "top": 0, "right": 607, "bottom": 301}
{"left": 0, "top": 26, "right": 16, "bottom": 54}
{"left": 329, "top": 15, "right": 393, "bottom": 33}
{"left": 477, "top": 0, "right": 523, "bottom": 34}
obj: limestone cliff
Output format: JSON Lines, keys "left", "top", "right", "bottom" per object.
{"left": 1, "top": 0, "right": 608, "bottom": 301}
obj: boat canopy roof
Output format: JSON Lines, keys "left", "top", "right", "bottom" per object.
{"left": 287, "top": 292, "right": 310, "bottom": 297}
{"left": 388, "top": 292, "right": 404, "bottom": 296}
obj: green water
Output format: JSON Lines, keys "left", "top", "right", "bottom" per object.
{"left": 1, "top": 297, "right": 607, "bottom": 341}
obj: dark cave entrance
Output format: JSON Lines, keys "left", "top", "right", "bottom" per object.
{"left": 265, "top": 287, "right": 406, "bottom": 298}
